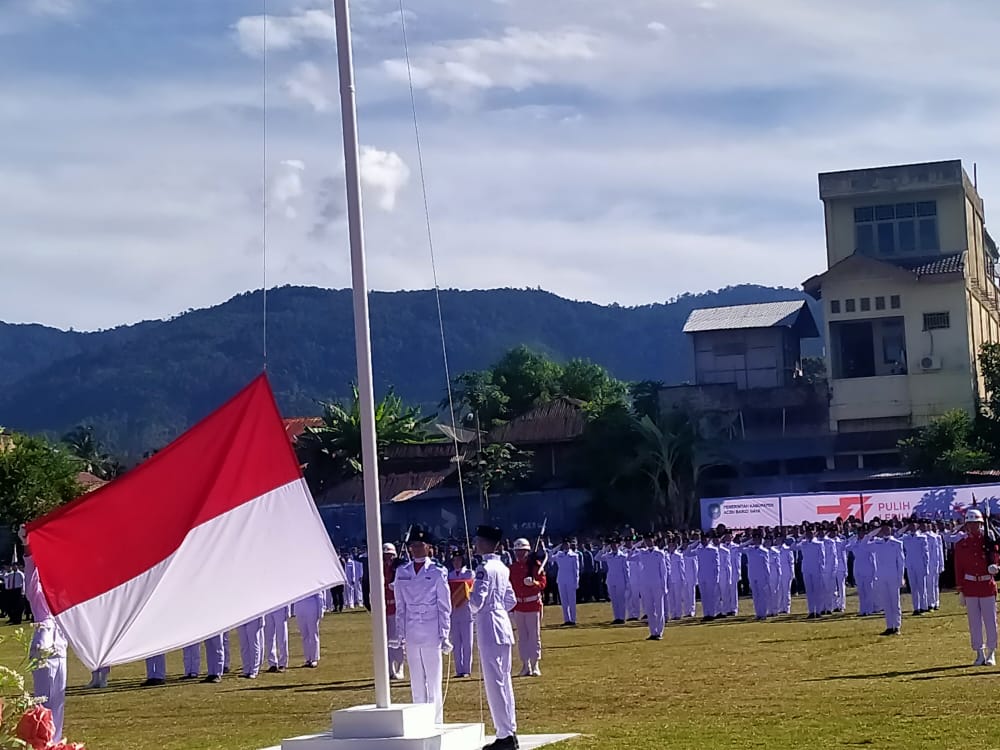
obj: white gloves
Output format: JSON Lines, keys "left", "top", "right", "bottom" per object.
{"left": 523, "top": 577, "right": 534, "bottom": 586}
{"left": 441, "top": 638, "right": 453, "bottom": 655}
{"left": 989, "top": 564, "right": 999, "bottom": 576}
{"left": 388, "top": 638, "right": 403, "bottom": 649}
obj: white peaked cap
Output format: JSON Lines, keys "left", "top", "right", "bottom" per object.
{"left": 966, "top": 509, "right": 985, "bottom": 523}
{"left": 513, "top": 538, "right": 531, "bottom": 551}
{"left": 382, "top": 543, "right": 397, "bottom": 555}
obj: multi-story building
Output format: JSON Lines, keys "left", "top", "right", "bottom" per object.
{"left": 804, "top": 160, "right": 999, "bottom": 442}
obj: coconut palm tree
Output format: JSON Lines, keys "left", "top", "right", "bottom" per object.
{"left": 296, "top": 386, "right": 442, "bottom": 495}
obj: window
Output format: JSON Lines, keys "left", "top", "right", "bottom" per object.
{"left": 875, "top": 296, "right": 886, "bottom": 310}
{"left": 845, "top": 299, "right": 856, "bottom": 313}
{"left": 830, "top": 300, "right": 841, "bottom": 314}
{"left": 881, "top": 320, "right": 906, "bottom": 365}
{"left": 890, "top": 295, "right": 901, "bottom": 309}
{"left": 860, "top": 298, "right": 871, "bottom": 312}
{"left": 923, "top": 312, "right": 950, "bottom": 331}
{"left": 854, "top": 201, "right": 938, "bottom": 256}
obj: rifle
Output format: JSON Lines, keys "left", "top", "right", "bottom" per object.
{"left": 981, "top": 497, "right": 1000, "bottom": 571}
{"left": 394, "top": 525, "right": 413, "bottom": 568}
{"left": 530, "top": 517, "right": 549, "bottom": 571}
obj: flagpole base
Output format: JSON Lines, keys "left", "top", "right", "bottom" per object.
{"left": 276, "top": 704, "right": 486, "bottom": 750}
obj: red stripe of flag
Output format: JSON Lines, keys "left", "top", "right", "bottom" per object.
{"left": 27, "top": 374, "right": 303, "bottom": 615}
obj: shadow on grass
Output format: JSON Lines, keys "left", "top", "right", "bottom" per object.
{"left": 813, "top": 665, "right": 967, "bottom": 681}
{"left": 545, "top": 639, "right": 641, "bottom": 650}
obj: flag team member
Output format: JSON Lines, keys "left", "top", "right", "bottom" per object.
{"left": 238, "top": 615, "right": 265, "bottom": 679}
{"left": 21, "top": 525, "right": 68, "bottom": 744}
{"left": 294, "top": 591, "right": 325, "bottom": 668}
{"left": 383, "top": 543, "right": 406, "bottom": 680}
{"left": 869, "top": 521, "right": 905, "bottom": 636}
{"left": 264, "top": 605, "right": 291, "bottom": 673}
{"left": 510, "top": 537, "right": 546, "bottom": 676}
{"left": 598, "top": 536, "right": 629, "bottom": 625}
{"left": 955, "top": 508, "right": 999, "bottom": 666}
{"left": 393, "top": 528, "right": 452, "bottom": 725}
{"left": 471, "top": 525, "right": 518, "bottom": 750}
{"left": 448, "top": 551, "right": 475, "bottom": 678}
{"left": 553, "top": 538, "right": 580, "bottom": 626}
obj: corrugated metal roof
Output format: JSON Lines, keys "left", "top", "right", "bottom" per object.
{"left": 489, "top": 397, "right": 587, "bottom": 444}
{"left": 682, "top": 300, "right": 809, "bottom": 333}
{"left": 898, "top": 252, "right": 964, "bottom": 276}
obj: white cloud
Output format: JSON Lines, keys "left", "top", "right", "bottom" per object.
{"left": 360, "top": 147, "right": 410, "bottom": 211}
{"left": 234, "top": 9, "right": 336, "bottom": 56}
{"left": 285, "top": 62, "right": 332, "bottom": 112}
{"left": 26, "top": 0, "right": 79, "bottom": 17}
{"left": 646, "top": 21, "right": 667, "bottom": 34}
{"left": 270, "top": 159, "right": 306, "bottom": 219}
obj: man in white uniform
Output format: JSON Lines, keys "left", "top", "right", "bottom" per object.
{"left": 553, "top": 538, "right": 580, "bottom": 626}
{"left": 393, "top": 528, "right": 452, "bottom": 725}
{"left": 471, "top": 524, "right": 518, "bottom": 750}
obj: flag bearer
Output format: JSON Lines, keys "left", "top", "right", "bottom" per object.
{"left": 553, "top": 539, "right": 580, "bottom": 626}
{"left": 393, "top": 527, "right": 452, "bottom": 725}
{"left": 470, "top": 525, "right": 519, "bottom": 750}
{"left": 264, "top": 605, "right": 291, "bottom": 673}
{"left": 597, "top": 536, "right": 629, "bottom": 624}
{"left": 870, "top": 521, "right": 905, "bottom": 636}
{"left": 238, "top": 615, "right": 265, "bottom": 679}
{"left": 741, "top": 532, "right": 772, "bottom": 621}
{"left": 143, "top": 654, "right": 167, "bottom": 687}
{"left": 448, "top": 550, "right": 476, "bottom": 678}
{"left": 636, "top": 533, "right": 667, "bottom": 640}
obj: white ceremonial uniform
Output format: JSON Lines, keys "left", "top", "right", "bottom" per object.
{"left": 682, "top": 542, "right": 699, "bottom": 617}
{"left": 448, "top": 566, "right": 476, "bottom": 677}
{"left": 779, "top": 543, "right": 795, "bottom": 614}
{"left": 553, "top": 549, "right": 580, "bottom": 624}
{"left": 470, "top": 554, "right": 518, "bottom": 741}
{"left": 820, "top": 535, "right": 838, "bottom": 613}
{"left": 294, "top": 592, "right": 325, "bottom": 666}
{"left": 264, "top": 605, "right": 291, "bottom": 670}
{"left": 345, "top": 558, "right": 358, "bottom": 609}
{"left": 666, "top": 548, "right": 685, "bottom": 620}
{"left": 900, "top": 529, "right": 930, "bottom": 612}
{"left": 872, "top": 534, "right": 905, "bottom": 631}
{"left": 847, "top": 534, "right": 876, "bottom": 615}
{"left": 395, "top": 558, "right": 452, "bottom": 724}
{"left": 766, "top": 545, "right": 781, "bottom": 616}
{"left": 625, "top": 546, "right": 643, "bottom": 619}
{"left": 598, "top": 548, "right": 629, "bottom": 622}
{"left": 238, "top": 616, "right": 265, "bottom": 678}
{"left": 926, "top": 529, "right": 944, "bottom": 609}
{"left": 692, "top": 542, "right": 721, "bottom": 618}
{"left": 834, "top": 536, "right": 848, "bottom": 611}
{"left": 797, "top": 538, "right": 827, "bottom": 616}
{"left": 636, "top": 545, "right": 667, "bottom": 637}
{"left": 25, "top": 554, "right": 68, "bottom": 744}
{"left": 742, "top": 542, "right": 772, "bottom": 620}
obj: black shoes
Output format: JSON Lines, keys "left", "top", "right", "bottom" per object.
{"left": 646, "top": 634, "right": 662, "bottom": 641}
{"left": 880, "top": 627, "right": 900, "bottom": 636}
{"left": 202, "top": 675, "right": 222, "bottom": 684}
{"left": 141, "top": 678, "right": 166, "bottom": 687}
{"left": 611, "top": 619, "right": 625, "bottom": 625}
{"left": 485, "top": 735, "right": 519, "bottom": 750}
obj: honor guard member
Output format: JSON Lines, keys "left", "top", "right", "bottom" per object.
{"left": 471, "top": 525, "right": 519, "bottom": 750}
{"left": 238, "top": 615, "right": 266, "bottom": 679}
{"left": 510, "top": 537, "right": 547, "bottom": 676}
{"left": 636, "top": 532, "right": 667, "bottom": 640}
{"left": 954, "top": 508, "right": 999, "bottom": 665}
{"left": 264, "top": 604, "right": 291, "bottom": 673}
{"left": 294, "top": 591, "right": 325, "bottom": 668}
{"left": 143, "top": 654, "right": 167, "bottom": 687}
{"left": 393, "top": 527, "right": 452, "bottom": 725}
{"left": 598, "top": 536, "right": 629, "bottom": 624}
{"left": 553, "top": 538, "right": 581, "bottom": 626}
{"left": 869, "top": 521, "right": 905, "bottom": 636}
{"left": 383, "top": 543, "right": 406, "bottom": 680}
{"left": 21, "top": 526, "right": 68, "bottom": 744}
{"left": 181, "top": 642, "right": 201, "bottom": 680}
{"left": 448, "top": 551, "right": 476, "bottom": 678}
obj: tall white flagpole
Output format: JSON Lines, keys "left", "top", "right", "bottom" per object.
{"left": 333, "top": 0, "right": 391, "bottom": 709}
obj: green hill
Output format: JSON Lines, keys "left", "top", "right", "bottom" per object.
{"left": 0, "top": 285, "right": 820, "bottom": 458}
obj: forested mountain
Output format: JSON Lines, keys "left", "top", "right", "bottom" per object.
{"left": 0, "top": 285, "right": 821, "bottom": 458}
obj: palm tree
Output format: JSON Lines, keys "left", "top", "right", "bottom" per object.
{"left": 61, "top": 425, "right": 124, "bottom": 480}
{"left": 296, "top": 386, "right": 442, "bottom": 495}
{"left": 627, "top": 409, "right": 724, "bottom": 528}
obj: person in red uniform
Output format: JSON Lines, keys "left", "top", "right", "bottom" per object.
{"left": 509, "top": 537, "right": 547, "bottom": 677}
{"left": 383, "top": 542, "right": 406, "bottom": 680}
{"left": 954, "top": 508, "right": 998, "bottom": 666}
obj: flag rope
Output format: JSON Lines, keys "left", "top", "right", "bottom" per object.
{"left": 396, "top": 0, "right": 484, "bottom": 726}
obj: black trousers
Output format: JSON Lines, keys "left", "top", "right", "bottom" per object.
{"left": 332, "top": 585, "right": 345, "bottom": 612}
{"left": 8, "top": 589, "right": 23, "bottom": 624}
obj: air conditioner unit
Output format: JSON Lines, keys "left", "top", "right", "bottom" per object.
{"left": 920, "top": 355, "right": 942, "bottom": 371}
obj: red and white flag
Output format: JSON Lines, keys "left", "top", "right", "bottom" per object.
{"left": 26, "top": 375, "right": 346, "bottom": 670}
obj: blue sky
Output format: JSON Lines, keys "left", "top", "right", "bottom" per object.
{"left": 2, "top": 0, "right": 999, "bottom": 330}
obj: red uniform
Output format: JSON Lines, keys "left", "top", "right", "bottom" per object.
{"left": 510, "top": 558, "right": 546, "bottom": 612}
{"left": 954, "top": 536, "right": 998, "bottom": 598}
{"left": 385, "top": 561, "right": 398, "bottom": 616}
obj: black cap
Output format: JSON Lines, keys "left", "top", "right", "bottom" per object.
{"left": 476, "top": 525, "right": 503, "bottom": 543}
{"left": 451, "top": 549, "right": 465, "bottom": 560}
{"left": 408, "top": 527, "right": 434, "bottom": 545}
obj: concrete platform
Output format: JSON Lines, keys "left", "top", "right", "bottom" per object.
{"left": 261, "top": 734, "right": 577, "bottom": 750}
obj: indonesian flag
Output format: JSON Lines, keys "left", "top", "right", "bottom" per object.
{"left": 26, "top": 374, "right": 346, "bottom": 670}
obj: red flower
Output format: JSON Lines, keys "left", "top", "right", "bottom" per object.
{"left": 16, "top": 705, "right": 55, "bottom": 750}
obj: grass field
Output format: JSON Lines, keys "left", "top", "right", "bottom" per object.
{"left": 3, "top": 593, "right": 996, "bottom": 750}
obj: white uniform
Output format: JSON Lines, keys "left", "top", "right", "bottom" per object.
{"left": 597, "top": 548, "right": 629, "bottom": 622}
{"left": 394, "top": 559, "right": 452, "bottom": 724}
{"left": 470, "top": 554, "right": 518, "bottom": 741}
{"left": 553, "top": 549, "right": 580, "bottom": 624}
{"left": 636, "top": 546, "right": 667, "bottom": 637}
{"left": 25, "top": 555, "right": 67, "bottom": 744}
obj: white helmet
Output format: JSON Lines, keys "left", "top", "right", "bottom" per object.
{"left": 382, "top": 542, "right": 397, "bottom": 555}
{"left": 513, "top": 538, "right": 531, "bottom": 551}
{"left": 966, "top": 509, "right": 985, "bottom": 523}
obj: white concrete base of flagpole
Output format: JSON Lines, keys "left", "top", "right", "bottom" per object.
{"left": 274, "top": 703, "right": 485, "bottom": 750}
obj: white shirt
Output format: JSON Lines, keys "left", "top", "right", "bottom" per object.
{"left": 469, "top": 554, "right": 516, "bottom": 646}
{"left": 394, "top": 559, "right": 451, "bottom": 647}
{"left": 554, "top": 549, "right": 581, "bottom": 587}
